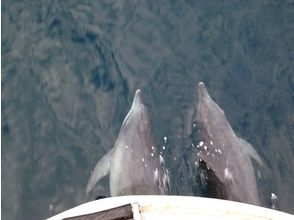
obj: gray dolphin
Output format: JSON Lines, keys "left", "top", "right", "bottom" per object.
{"left": 87, "top": 89, "right": 170, "bottom": 196}
{"left": 195, "top": 82, "right": 262, "bottom": 205}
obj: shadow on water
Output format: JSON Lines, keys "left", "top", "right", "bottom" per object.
{"left": 2, "top": 0, "right": 294, "bottom": 219}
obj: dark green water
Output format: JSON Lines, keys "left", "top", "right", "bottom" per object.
{"left": 2, "top": 1, "right": 294, "bottom": 219}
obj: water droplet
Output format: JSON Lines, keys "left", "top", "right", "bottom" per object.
{"left": 271, "top": 193, "right": 277, "bottom": 200}
{"left": 164, "top": 136, "right": 167, "bottom": 143}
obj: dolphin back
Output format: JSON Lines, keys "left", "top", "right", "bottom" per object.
{"left": 88, "top": 89, "right": 170, "bottom": 196}
{"left": 195, "top": 82, "right": 261, "bottom": 205}
{"left": 109, "top": 90, "right": 170, "bottom": 196}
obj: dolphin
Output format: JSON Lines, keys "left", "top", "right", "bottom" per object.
{"left": 195, "top": 82, "right": 262, "bottom": 205}
{"left": 87, "top": 89, "right": 170, "bottom": 196}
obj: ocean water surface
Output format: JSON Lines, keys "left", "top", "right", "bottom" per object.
{"left": 2, "top": 1, "right": 294, "bottom": 219}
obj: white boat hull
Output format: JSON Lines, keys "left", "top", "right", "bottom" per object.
{"left": 47, "top": 195, "right": 294, "bottom": 220}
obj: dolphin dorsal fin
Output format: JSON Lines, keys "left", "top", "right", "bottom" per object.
{"left": 238, "top": 137, "right": 263, "bottom": 165}
{"left": 86, "top": 149, "right": 113, "bottom": 193}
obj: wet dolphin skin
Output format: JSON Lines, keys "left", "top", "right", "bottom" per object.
{"left": 87, "top": 90, "right": 169, "bottom": 196}
{"left": 195, "top": 82, "right": 262, "bottom": 205}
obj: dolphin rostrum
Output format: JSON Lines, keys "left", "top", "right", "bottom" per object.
{"left": 195, "top": 82, "right": 262, "bottom": 205}
{"left": 87, "top": 89, "right": 170, "bottom": 196}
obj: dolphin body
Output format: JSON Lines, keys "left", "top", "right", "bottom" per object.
{"left": 87, "top": 90, "right": 169, "bottom": 196}
{"left": 195, "top": 82, "right": 262, "bottom": 205}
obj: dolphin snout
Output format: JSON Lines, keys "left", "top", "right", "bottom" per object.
{"left": 135, "top": 89, "right": 142, "bottom": 96}
{"left": 198, "top": 82, "right": 210, "bottom": 100}
{"left": 131, "top": 89, "right": 144, "bottom": 110}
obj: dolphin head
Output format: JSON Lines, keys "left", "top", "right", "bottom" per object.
{"left": 198, "top": 82, "right": 210, "bottom": 100}
{"left": 122, "top": 89, "right": 150, "bottom": 131}
{"left": 196, "top": 82, "right": 228, "bottom": 131}
{"left": 130, "top": 89, "right": 147, "bottom": 116}
{"left": 131, "top": 89, "right": 143, "bottom": 109}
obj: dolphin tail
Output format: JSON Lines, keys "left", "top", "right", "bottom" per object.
{"left": 238, "top": 137, "right": 263, "bottom": 165}
{"left": 86, "top": 149, "right": 113, "bottom": 193}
